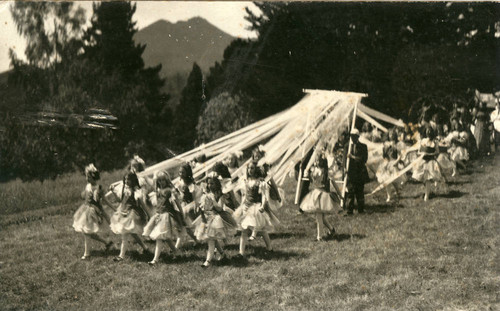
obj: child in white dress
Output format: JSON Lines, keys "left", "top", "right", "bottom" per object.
{"left": 143, "top": 171, "right": 183, "bottom": 265}
{"left": 193, "top": 176, "right": 237, "bottom": 267}
{"left": 110, "top": 172, "right": 150, "bottom": 261}
{"left": 73, "top": 164, "right": 113, "bottom": 259}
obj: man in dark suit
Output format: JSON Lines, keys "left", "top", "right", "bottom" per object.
{"left": 343, "top": 128, "right": 369, "bottom": 215}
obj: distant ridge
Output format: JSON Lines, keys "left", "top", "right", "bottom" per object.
{"left": 134, "top": 17, "right": 235, "bottom": 77}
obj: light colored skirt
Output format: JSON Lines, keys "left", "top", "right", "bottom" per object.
{"left": 300, "top": 189, "right": 340, "bottom": 214}
{"left": 376, "top": 161, "right": 407, "bottom": 185}
{"left": 234, "top": 202, "right": 277, "bottom": 232}
{"left": 449, "top": 145, "right": 469, "bottom": 162}
{"left": 412, "top": 160, "right": 444, "bottom": 182}
{"left": 143, "top": 212, "right": 182, "bottom": 240}
{"left": 437, "top": 153, "right": 456, "bottom": 178}
{"left": 110, "top": 209, "right": 145, "bottom": 235}
{"left": 73, "top": 204, "right": 106, "bottom": 234}
{"left": 192, "top": 209, "right": 237, "bottom": 241}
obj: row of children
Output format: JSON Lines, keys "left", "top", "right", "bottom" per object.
{"left": 351, "top": 107, "right": 474, "bottom": 202}
{"left": 72, "top": 150, "right": 284, "bottom": 267}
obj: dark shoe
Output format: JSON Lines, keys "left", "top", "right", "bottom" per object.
{"left": 148, "top": 260, "right": 158, "bottom": 266}
{"left": 358, "top": 209, "right": 365, "bottom": 214}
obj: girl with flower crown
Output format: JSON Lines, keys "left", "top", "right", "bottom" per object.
{"left": 173, "top": 163, "right": 202, "bottom": 249}
{"left": 233, "top": 161, "right": 276, "bottom": 261}
{"left": 143, "top": 171, "right": 184, "bottom": 265}
{"left": 446, "top": 120, "right": 470, "bottom": 176}
{"left": 73, "top": 164, "right": 114, "bottom": 260}
{"left": 412, "top": 127, "right": 445, "bottom": 201}
{"left": 110, "top": 171, "right": 150, "bottom": 261}
{"left": 129, "top": 155, "right": 154, "bottom": 217}
{"left": 376, "top": 145, "right": 405, "bottom": 203}
{"left": 192, "top": 175, "right": 237, "bottom": 267}
{"left": 247, "top": 147, "right": 282, "bottom": 242}
{"left": 300, "top": 150, "right": 340, "bottom": 241}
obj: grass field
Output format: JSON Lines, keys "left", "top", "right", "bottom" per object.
{"left": 0, "top": 155, "right": 499, "bottom": 310}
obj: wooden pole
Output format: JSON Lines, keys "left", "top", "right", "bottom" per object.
{"left": 294, "top": 104, "right": 312, "bottom": 205}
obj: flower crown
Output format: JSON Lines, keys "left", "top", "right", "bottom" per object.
{"left": 85, "top": 163, "right": 99, "bottom": 176}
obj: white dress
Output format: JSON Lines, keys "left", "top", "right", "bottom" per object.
{"left": 110, "top": 188, "right": 148, "bottom": 235}
{"left": 73, "top": 184, "right": 107, "bottom": 234}
{"left": 192, "top": 193, "right": 237, "bottom": 241}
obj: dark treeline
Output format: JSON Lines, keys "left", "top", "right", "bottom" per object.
{"left": 1, "top": 2, "right": 171, "bottom": 181}
{"left": 199, "top": 2, "right": 498, "bottom": 142}
{"left": 1, "top": 2, "right": 499, "bottom": 181}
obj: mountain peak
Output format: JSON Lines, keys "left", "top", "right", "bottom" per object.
{"left": 134, "top": 17, "right": 234, "bottom": 77}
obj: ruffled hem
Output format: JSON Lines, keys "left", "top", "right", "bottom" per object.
{"left": 73, "top": 204, "right": 105, "bottom": 234}
{"left": 234, "top": 203, "right": 276, "bottom": 232}
{"left": 110, "top": 210, "right": 145, "bottom": 235}
{"left": 376, "top": 162, "right": 407, "bottom": 185}
{"left": 412, "top": 160, "right": 444, "bottom": 182}
{"left": 449, "top": 146, "right": 469, "bottom": 162}
{"left": 300, "top": 189, "right": 340, "bottom": 214}
{"left": 143, "top": 213, "right": 181, "bottom": 240}
{"left": 192, "top": 210, "right": 237, "bottom": 241}
{"left": 437, "top": 153, "right": 456, "bottom": 178}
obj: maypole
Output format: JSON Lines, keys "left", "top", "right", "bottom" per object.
{"left": 294, "top": 103, "right": 312, "bottom": 205}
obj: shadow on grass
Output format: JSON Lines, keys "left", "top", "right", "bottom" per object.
{"left": 400, "top": 194, "right": 423, "bottom": 199}
{"left": 364, "top": 204, "right": 401, "bottom": 214}
{"left": 249, "top": 246, "right": 307, "bottom": 261}
{"left": 270, "top": 231, "right": 308, "bottom": 239}
{"left": 446, "top": 180, "right": 471, "bottom": 185}
{"left": 437, "top": 190, "right": 467, "bottom": 199}
{"left": 162, "top": 253, "right": 204, "bottom": 264}
{"left": 90, "top": 247, "right": 120, "bottom": 258}
{"left": 327, "top": 233, "right": 366, "bottom": 242}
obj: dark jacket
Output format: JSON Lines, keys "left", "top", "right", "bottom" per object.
{"left": 343, "top": 141, "right": 369, "bottom": 184}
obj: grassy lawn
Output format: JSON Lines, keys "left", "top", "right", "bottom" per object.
{"left": 0, "top": 155, "right": 498, "bottom": 310}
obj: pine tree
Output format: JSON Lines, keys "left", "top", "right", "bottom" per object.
{"left": 82, "top": 2, "right": 170, "bottom": 159}
{"left": 173, "top": 63, "right": 204, "bottom": 150}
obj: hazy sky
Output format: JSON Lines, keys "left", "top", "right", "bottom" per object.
{"left": 0, "top": 1, "right": 258, "bottom": 73}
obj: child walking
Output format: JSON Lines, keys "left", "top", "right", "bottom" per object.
{"left": 110, "top": 172, "right": 150, "bottom": 261}
{"left": 73, "top": 164, "right": 113, "bottom": 259}
{"left": 299, "top": 151, "right": 339, "bottom": 241}
{"left": 193, "top": 176, "right": 236, "bottom": 267}
{"left": 234, "top": 161, "right": 276, "bottom": 261}
{"left": 173, "top": 163, "right": 201, "bottom": 249}
{"left": 412, "top": 127, "right": 444, "bottom": 201}
{"left": 143, "top": 171, "right": 183, "bottom": 265}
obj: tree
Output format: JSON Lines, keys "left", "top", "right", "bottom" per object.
{"left": 207, "top": 2, "right": 499, "bottom": 124}
{"left": 9, "top": 2, "right": 86, "bottom": 109}
{"left": 2, "top": 1, "right": 171, "bottom": 181}
{"left": 173, "top": 63, "right": 205, "bottom": 151}
{"left": 82, "top": 2, "right": 170, "bottom": 161}
{"left": 10, "top": 2, "right": 86, "bottom": 68}
{"left": 196, "top": 92, "right": 254, "bottom": 145}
